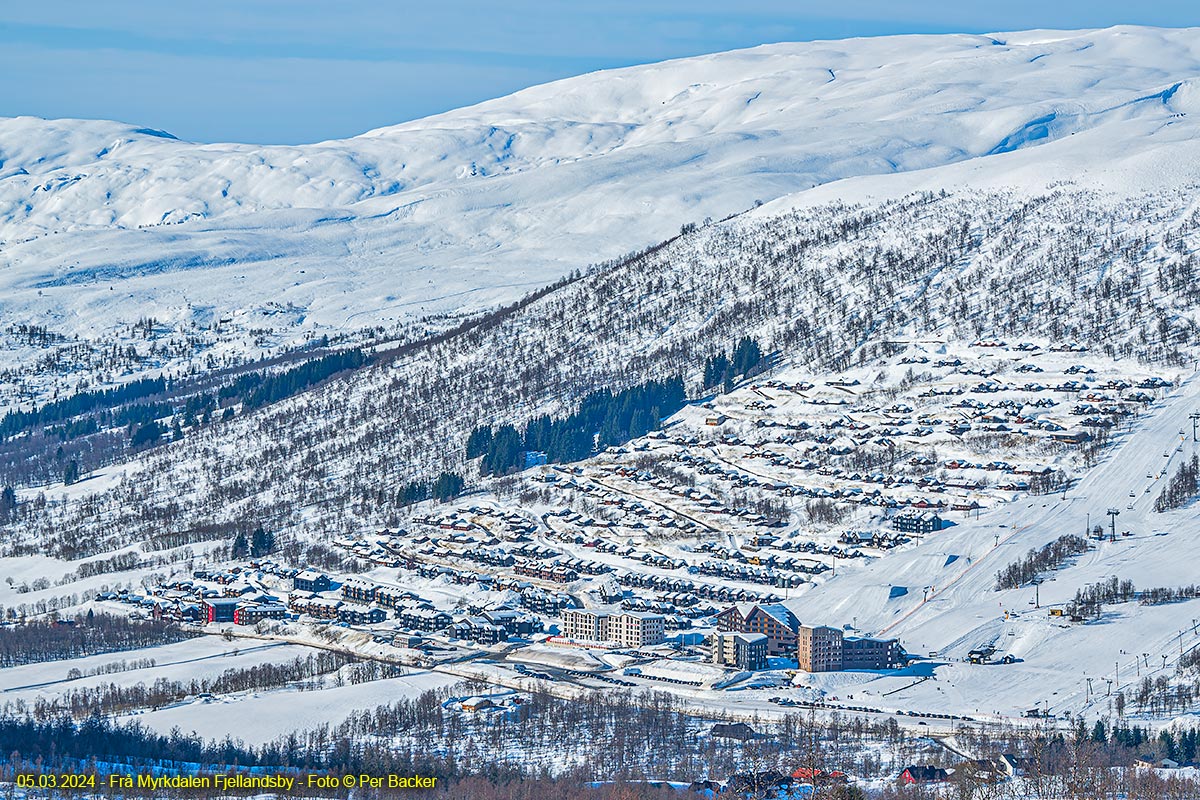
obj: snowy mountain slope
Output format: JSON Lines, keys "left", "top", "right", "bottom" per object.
{"left": 776, "top": 370, "right": 1200, "bottom": 720}
{"left": 14, "top": 156, "right": 1200, "bottom": 559}
{"left": 2, "top": 26, "right": 1200, "bottom": 362}
{"left": 7, "top": 26, "right": 1200, "bottom": 728}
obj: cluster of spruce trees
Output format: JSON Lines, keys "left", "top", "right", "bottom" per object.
{"left": 230, "top": 525, "right": 276, "bottom": 559}
{"left": 0, "top": 486, "right": 14, "bottom": 522}
{"left": 222, "top": 349, "right": 368, "bottom": 412}
{"left": 468, "top": 377, "right": 687, "bottom": 476}
{"left": 396, "top": 472, "right": 465, "bottom": 506}
{"left": 122, "top": 351, "right": 368, "bottom": 451}
{"left": 0, "top": 376, "right": 166, "bottom": 440}
{"left": 701, "top": 337, "right": 769, "bottom": 393}
{"left": 1085, "top": 718, "right": 1200, "bottom": 763}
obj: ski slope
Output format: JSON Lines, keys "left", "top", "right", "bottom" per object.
{"left": 783, "top": 372, "right": 1200, "bottom": 721}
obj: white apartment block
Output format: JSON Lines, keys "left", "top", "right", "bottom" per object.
{"left": 561, "top": 609, "right": 665, "bottom": 648}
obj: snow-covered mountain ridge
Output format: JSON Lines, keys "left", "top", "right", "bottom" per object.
{"left": 2, "top": 26, "right": 1199, "bottom": 355}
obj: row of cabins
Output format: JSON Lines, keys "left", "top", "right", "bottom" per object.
{"left": 286, "top": 594, "right": 390, "bottom": 625}
{"left": 295, "top": 586, "right": 537, "bottom": 641}
{"left": 341, "top": 579, "right": 421, "bottom": 608}
{"left": 289, "top": 594, "right": 342, "bottom": 619}
{"left": 617, "top": 571, "right": 779, "bottom": 605}
{"left": 513, "top": 561, "right": 580, "bottom": 583}
{"left": 451, "top": 617, "right": 508, "bottom": 645}
{"left": 554, "top": 473, "right": 706, "bottom": 533}
{"left": 107, "top": 593, "right": 205, "bottom": 624}
{"left": 334, "top": 533, "right": 578, "bottom": 620}
{"left": 292, "top": 585, "right": 529, "bottom": 634}
{"left": 456, "top": 505, "right": 540, "bottom": 538}
{"left": 840, "top": 530, "right": 909, "bottom": 549}
{"left": 747, "top": 536, "right": 868, "bottom": 559}
{"left": 518, "top": 587, "right": 576, "bottom": 614}
{"left": 692, "top": 559, "right": 811, "bottom": 588}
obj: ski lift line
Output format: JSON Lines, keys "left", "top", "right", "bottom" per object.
{"left": 1075, "top": 633, "right": 1200, "bottom": 717}
{"left": 877, "top": 375, "right": 1200, "bottom": 683}
{"left": 878, "top": 522, "right": 1031, "bottom": 637}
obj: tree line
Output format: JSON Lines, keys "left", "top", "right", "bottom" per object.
{"left": 0, "top": 376, "right": 166, "bottom": 441}
{"left": 0, "top": 346, "right": 369, "bottom": 491}
{"left": 231, "top": 525, "right": 277, "bottom": 559}
{"left": 1067, "top": 576, "right": 1200, "bottom": 618}
{"left": 227, "top": 348, "right": 368, "bottom": 412}
{"left": 18, "top": 652, "right": 355, "bottom": 720}
{"left": 3, "top": 683, "right": 1200, "bottom": 799}
{"left": 0, "top": 612, "right": 196, "bottom": 669}
{"left": 701, "top": 337, "right": 770, "bottom": 393}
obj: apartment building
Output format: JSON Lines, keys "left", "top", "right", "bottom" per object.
{"left": 562, "top": 608, "right": 665, "bottom": 648}
{"left": 797, "top": 625, "right": 843, "bottom": 672}
{"left": 715, "top": 603, "right": 800, "bottom": 655}
{"left": 711, "top": 631, "right": 768, "bottom": 671}
{"left": 797, "top": 624, "right": 904, "bottom": 672}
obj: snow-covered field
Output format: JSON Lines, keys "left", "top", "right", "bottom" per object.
{"left": 129, "top": 668, "right": 458, "bottom": 745}
{"left": 0, "top": 638, "right": 319, "bottom": 704}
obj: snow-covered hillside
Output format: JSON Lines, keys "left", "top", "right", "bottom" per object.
{"left": 9, "top": 25, "right": 1200, "bottom": 745}
{"left": 2, "top": 26, "right": 1200, "bottom": 360}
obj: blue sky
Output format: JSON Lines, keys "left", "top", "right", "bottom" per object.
{"left": 1, "top": 1, "right": 1194, "bottom": 143}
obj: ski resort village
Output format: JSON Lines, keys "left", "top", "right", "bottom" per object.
{"left": 107, "top": 339, "right": 1188, "bottom": 715}
{"left": 7, "top": 21, "right": 1200, "bottom": 798}
{"left": 7, "top": 332, "right": 1200, "bottom": 793}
